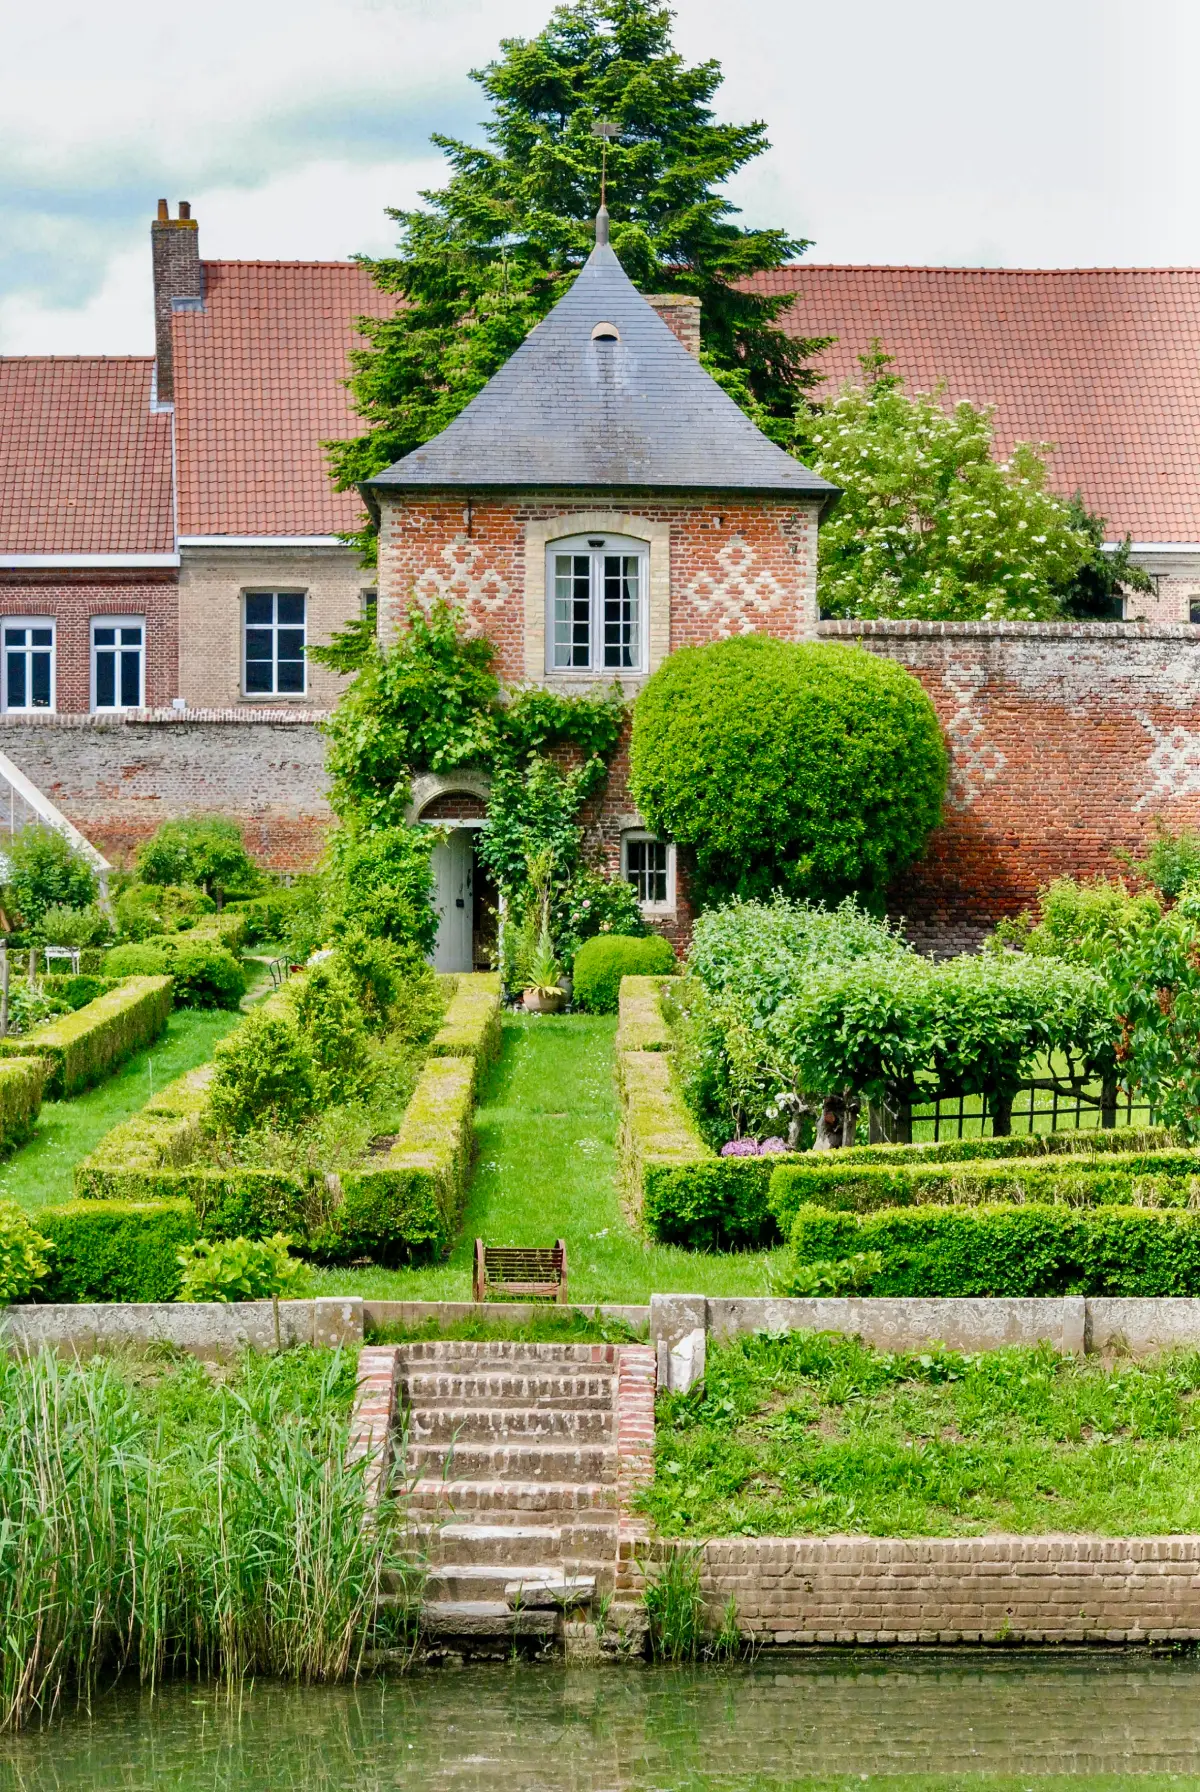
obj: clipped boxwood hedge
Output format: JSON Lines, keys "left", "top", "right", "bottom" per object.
{"left": 767, "top": 1149, "right": 1200, "bottom": 1233}
{"left": 428, "top": 971, "right": 502, "bottom": 1086}
{"left": 574, "top": 935, "right": 677, "bottom": 1015}
{"left": 34, "top": 1198, "right": 198, "bottom": 1302}
{"left": 616, "top": 975, "right": 674, "bottom": 1053}
{"left": 0, "top": 975, "right": 173, "bottom": 1097}
{"left": 789, "top": 1200, "right": 1200, "bottom": 1298}
{"left": 0, "top": 1057, "right": 47, "bottom": 1157}
{"left": 325, "top": 1056, "right": 476, "bottom": 1265}
{"left": 832, "top": 1127, "right": 1175, "bottom": 1166}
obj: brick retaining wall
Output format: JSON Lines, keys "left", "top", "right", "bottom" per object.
{"left": 619, "top": 1535, "right": 1200, "bottom": 1646}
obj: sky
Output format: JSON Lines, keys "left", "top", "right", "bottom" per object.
{"left": 0, "top": 0, "right": 1194, "bottom": 354}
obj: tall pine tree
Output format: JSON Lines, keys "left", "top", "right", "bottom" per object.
{"left": 329, "top": 0, "right": 827, "bottom": 548}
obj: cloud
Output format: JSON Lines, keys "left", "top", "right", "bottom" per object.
{"left": 2, "top": 0, "right": 1196, "bottom": 353}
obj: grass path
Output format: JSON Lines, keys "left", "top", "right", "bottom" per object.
{"left": 313, "top": 1012, "right": 788, "bottom": 1304}
{"left": 1, "top": 1008, "right": 241, "bottom": 1214}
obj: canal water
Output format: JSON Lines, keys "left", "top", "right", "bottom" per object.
{"left": 4, "top": 1655, "right": 1200, "bottom": 1789}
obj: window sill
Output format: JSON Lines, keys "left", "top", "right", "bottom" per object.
{"left": 239, "top": 693, "right": 312, "bottom": 704}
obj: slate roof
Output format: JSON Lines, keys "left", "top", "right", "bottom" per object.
{"left": 366, "top": 239, "right": 838, "bottom": 504}
{"left": 749, "top": 264, "right": 1200, "bottom": 543}
{"left": 0, "top": 357, "right": 174, "bottom": 554}
{"left": 172, "top": 261, "right": 396, "bottom": 536}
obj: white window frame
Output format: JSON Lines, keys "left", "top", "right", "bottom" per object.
{"left": 622, "top": 829, "right": 675, "bottom": 913}
{"left": 90, "top": 615, "right": 145, "bottom": 712}
{"left": 243, "top": 590, "right": 307, "bottom": 698}
{"left": 545, "top": 532, "right": 649, "bottom": 675}
{"left": 1, "top": 617, "right": 56, "bottom": 714}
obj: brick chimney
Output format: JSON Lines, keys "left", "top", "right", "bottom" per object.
{"left": 646, "top": 293, "right": 701, "bottom": 357}
{"left": 151, "top": 199, "right": 201, "bottom": 403}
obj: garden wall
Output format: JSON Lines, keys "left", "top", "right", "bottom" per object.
{"left": 0, "top": 712, "right": 331, "bottom": 871}
{"left": 621, "top": 1535, "right": 1200, "bottom": 1646}
{"left": 820, "top": 620, "right": 1200, "bottom": 952}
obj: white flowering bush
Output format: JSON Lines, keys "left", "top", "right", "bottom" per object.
{"left": 795, "top": 351, "right": 1093, "bottom": 621}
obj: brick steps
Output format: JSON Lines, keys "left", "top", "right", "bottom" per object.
{"left": 389, "top": 1339, "right": 654, "bottom": 1653}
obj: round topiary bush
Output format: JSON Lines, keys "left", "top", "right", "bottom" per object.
{"left": 629, "top": 636, "right": 947, "bottom": 904}
{"left": 572, "top": 933, "right": 677, "bottom": 1014}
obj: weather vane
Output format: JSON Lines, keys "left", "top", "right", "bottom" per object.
{"left": 591, "top": 118, "right": 621, "bottom": 209}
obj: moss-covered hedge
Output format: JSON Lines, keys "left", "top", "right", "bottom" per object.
{"left": 325, "top": 1056, "right": 476, "bottom": 1265}
{"left": 428, "top": 972, "right": 501, "bottom": 1088}
{"left": 0, "top": 1056, "right": 47, "bottom": 1157}
{"left": 618, "top": 1048, "right": 712, "bottom": 1219}
{"left": 0, "top": 975, "right": 172, "bottom": 1097}
{"left": 789, "top": 1201, "right": 1200, "bottom": 1298}
{"left": 34, "top": 1199, "right": 198, "bottom": 1302}
{"left": 616, "top": 975, "right": 674, "bottom": 1053}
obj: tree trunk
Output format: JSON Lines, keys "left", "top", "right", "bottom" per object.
{"left": 814, "top": 1099, "right": 842, "bottom": 1151}
{"left": 869, "top": 1094, "right": 912, "bottom": 1145}
{"left": 1100, "top": 1075, "right": 1119, "bottom": 1130}
{"left": 27, "top": 946, "right": 36, "bottom": 992}
{"left": 989, "top": 1090, "right": 1014, "bottom": 1137}
{"left": 841, "top": 1096, "right": 861, "bottom": 1149}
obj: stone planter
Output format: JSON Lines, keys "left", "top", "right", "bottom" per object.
{"left": 523, "top": 987, "right": 566, "bottom": 1014}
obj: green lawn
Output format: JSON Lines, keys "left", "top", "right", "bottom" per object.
{"left": 0, "top": 1007, "right": 241, "bottom": 1214}
{"left": 312, "top": 1011, "right": 789, "bottom": 1304}
{"left": 642, "top": 1331, "right": 1200, "bottom": 1537}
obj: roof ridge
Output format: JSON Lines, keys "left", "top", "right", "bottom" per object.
{"left": 0, "top": 355, "right": 155, "bottom": 365}
{"left": 765, "top": 264, "right": 1200, "bottom": 278}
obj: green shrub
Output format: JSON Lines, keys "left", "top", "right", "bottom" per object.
{"left": 788, "top": 1250, "right": 883, "bottom": 1296}
{"left": 103, "top": 942, "right": 171, "bottom": 978}
{"left": 42, "top": 974, "right": 118, "bottom": 1011}
{"left": 287, "top": 963, "right": 369, "bottom": 1103}
{"left": 0, "top": 1201, "right": 51, "bottom": 1302}
{"left": 0, "top": 976, "right": 172, "bottom": 1097}
{"left": 643, "top": 1157, "right": 778, "bottom": 1250}
{"left": 103, "top": 936, "right": 246, "bottom": 1008}
{"left": 833, "top": 1127, "right": 1175, "bottom": 1165}
{"left": 39, "top": 903, "right": 112, "bottom": 949}
{"left": 35, "top": 1200, "right": 197, "bottom": 1302}
{"left": 3, "top": 825, "right": 98, "bottom": 928}
{"left": 789, "top": 1201, "right": 1200, "bottom": 1297}
{"left": 176, "top": 1233, "right": 307, "bottom": 1302}
{"left": 135, "top": 816, "right": 257, "bottom": 900}
{"left": 208, "top": 1009, "right": 316, "bottom": 1135}
{"left": 573, "top": 934, "right": 677, "bottom": 1014}
{"left": 629, "top": 636, "right": 947, "bottom": 905}
{"left": 222, "top": 887, "right": 298, "bottom": 945}
{"left": 331, "top": 929, "right": 419, "bottom": 1030}
{"left": 114, "top": 880, "right": 216, "bottom": 941}
{"left": 325, "top": 823, "right": 437, "bottom": 952}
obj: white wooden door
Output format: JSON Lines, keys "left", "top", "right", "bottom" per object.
{"left": 431, "top": 829, "right": 474, "bottom": 972}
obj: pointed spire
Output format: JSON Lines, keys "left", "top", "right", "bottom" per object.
{"left": 595, "top": 203, "right": 610, "bottom": 248}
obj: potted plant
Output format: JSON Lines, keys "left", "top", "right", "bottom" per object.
{"left": 523, "top": 927, "right": 566, "bottom": 1013}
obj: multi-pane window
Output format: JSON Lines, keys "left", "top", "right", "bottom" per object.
{"left": 3, "top": 620, "right": 54, "bottom": 712}
{"left": 547, "top": 534, "right": 647, "bottom": 673}
{"left": 92, "top": 618, "right": 143, "bottom": 710}
{"left": 622, "top": 832, "right": 673, "bottom": 910}
{"left": 361, "top": 589, "right": 379, "bottom": 631}
{"left": 244, "top": 592, "right": 305, "bottom": 695}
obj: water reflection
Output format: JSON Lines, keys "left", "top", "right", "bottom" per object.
{"left": 3, "top": 1655, "right": 1200, "bottom": 1789}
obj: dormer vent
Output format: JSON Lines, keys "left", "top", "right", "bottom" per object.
{"left": 591, "top": 322, "right": 620, "bottom": 342}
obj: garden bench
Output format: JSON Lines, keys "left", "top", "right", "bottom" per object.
{"left": 473, "top": 1239, "right": 568, "bottom": 1304}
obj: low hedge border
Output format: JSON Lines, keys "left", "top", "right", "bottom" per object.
{"left": 0, "top": 975, "right": 173, "bottom": 1097}
{"left": 616, "top": 975, "right": 673, "bottom": 1053}
{"left": 0, "top": 1057, "right": 48, "bottom": 1156}
{"left": 790, "top": 1200, "right": 1200, "bottom": 1298}
{"left": 428, "top": 971, "right": 502, "bottom": 1086}
{"left": 834, "top": 1127, "right": 1175, "bottom": 1166}
{"left": 767, "top": 1149, "right": 1200, "bottom": 1233}
{"left": 33, "top": 1198, "right": 198, "bottom": 1302}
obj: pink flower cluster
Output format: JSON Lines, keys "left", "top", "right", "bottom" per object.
{"left": 719, "top": 1136, "right": 788, "bottom": 1157}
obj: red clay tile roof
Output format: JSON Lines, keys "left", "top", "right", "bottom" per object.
{"left": 749, "top": 266, "right": 1200, "bottom": 543}
{"left": 0, "top": 357, "right": 173, "bottom": 554}
{"left": 172, "top": 261, "right": 395, "bottom": 536}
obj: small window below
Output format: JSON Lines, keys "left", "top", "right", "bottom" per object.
{"left": 92, "top": 617, "right": 144, "bottom": 711}
{"left": 1189, "top": 598, "right": 1200, "bottom": 625}
{"left": 244, "top": 591, "right": 306, "bottom": 696}
{"left": 2, "top": 619, "right": 54, "bottom": 712}
{"left": 546, "top": 533, "right": 648, "bottom": 674}
{"left": 361, "top": 589, "right": 378, "bottom": 630}
{"left": 622, "top": 830, "right": 675, "bottom": 912}
{"left": 591, "top": 321, "right": 620, "bottom": 342}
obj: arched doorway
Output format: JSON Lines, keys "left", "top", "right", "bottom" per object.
{"left": 415, "top": 784, "right": 496, "bottom": 973}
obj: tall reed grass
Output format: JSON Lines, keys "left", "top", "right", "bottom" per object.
{"left": 0, "top": 1346, "right": 414, "bottom": 1732}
